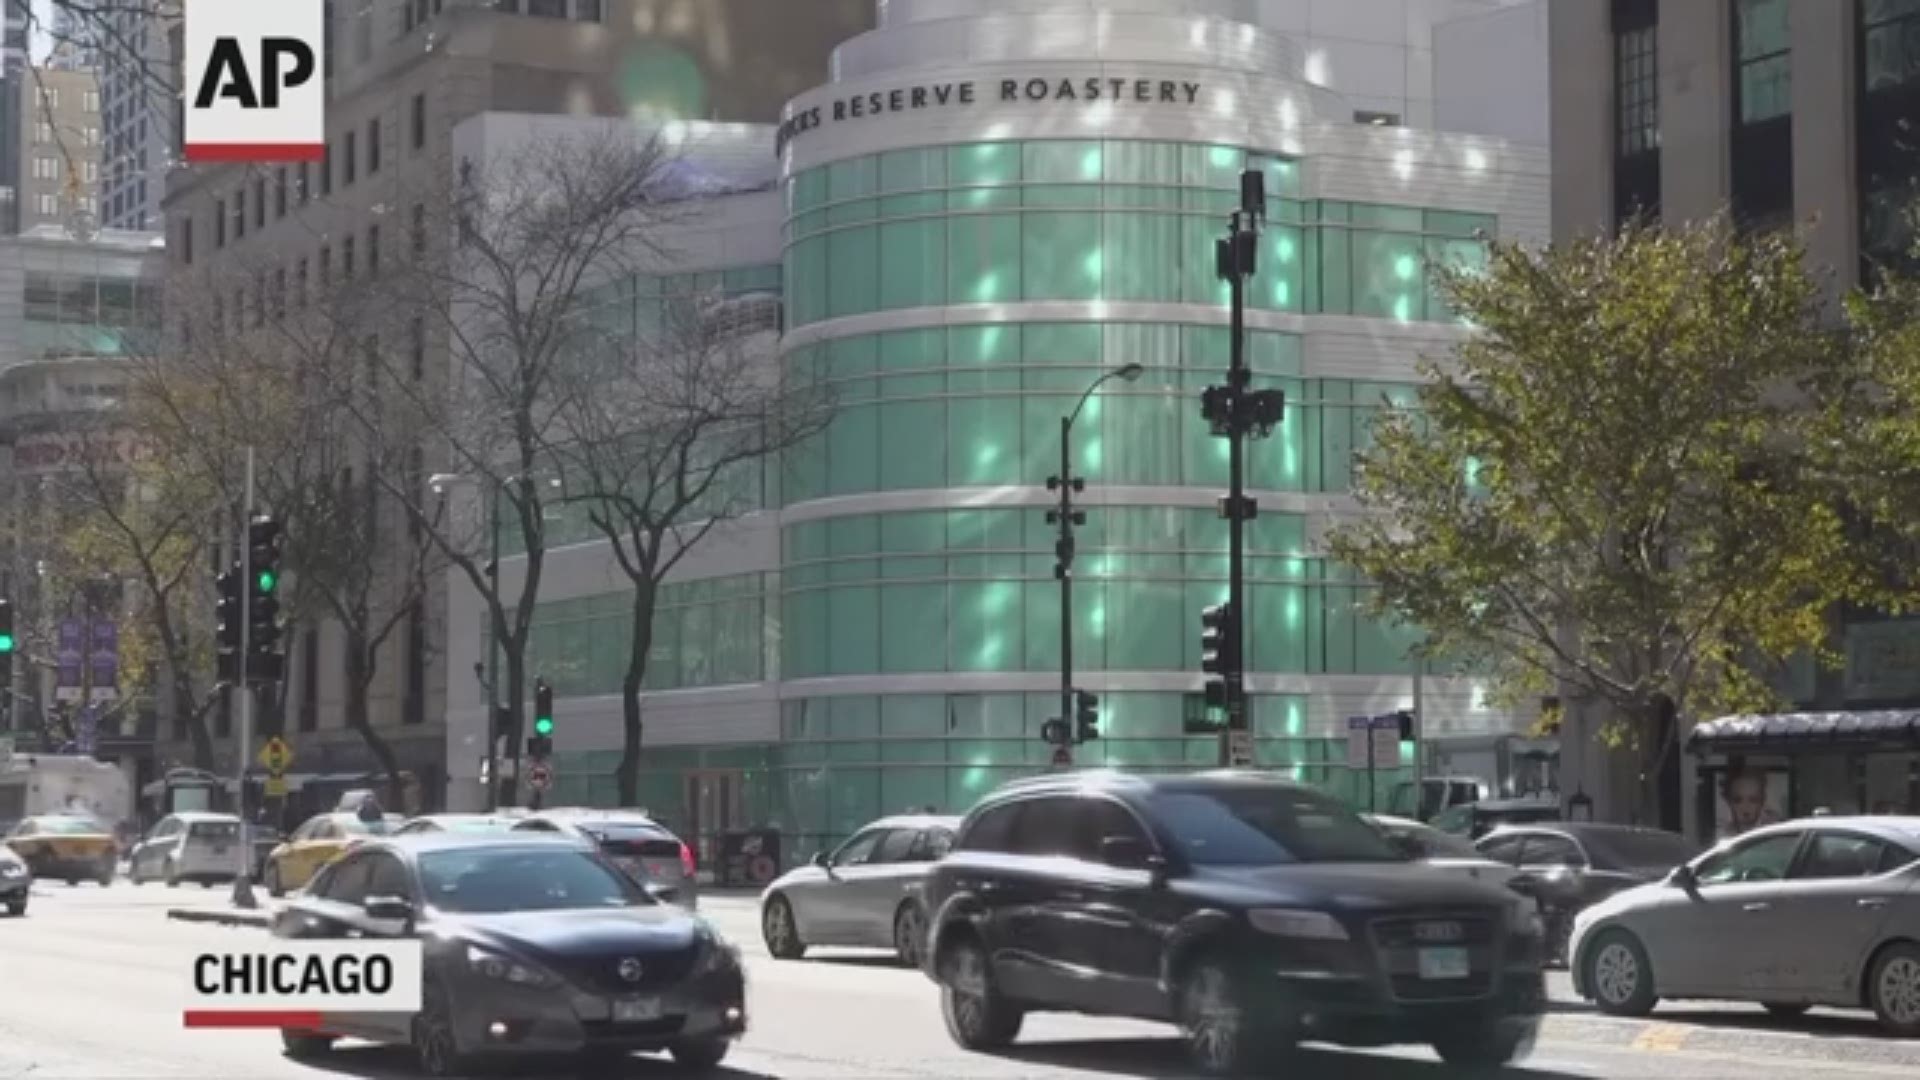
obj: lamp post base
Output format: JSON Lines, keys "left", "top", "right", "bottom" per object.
{"left": 230, "top": 874, "right": 258, "bottom": 910}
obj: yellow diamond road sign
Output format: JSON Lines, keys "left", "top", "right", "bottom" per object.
{"left": 258, "top": 736, "right": 292, "bottom": 775}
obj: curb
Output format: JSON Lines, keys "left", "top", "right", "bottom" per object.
{"left": 1541, "top": 1012, "right": 1920, "bottom": 1068}
{"left": 166, "top": 908, "right": 272, "bottom": 928}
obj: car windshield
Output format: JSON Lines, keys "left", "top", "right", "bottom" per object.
{"left": 39, "top": 817, "right": 107, "bottom": 836}
{"left": 444, "top": 819, "right": 515, "bottom": 833}
{"left": 1583, "top": 829, "right": 1699, "bottom": 871}
{"left": 1149, "top": 787, "right": 1405, "bottom": 866}
{"left": 188, "top": 821, "right": 239, "bottom": 841}
{"left": 419, "top": 847, "right": 653, "bottom": 914}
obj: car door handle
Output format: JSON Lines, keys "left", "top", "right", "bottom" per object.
{"left": 1742, "top": 902, "right": 1770, "bottom": 913}
{"left": 1859, "top": 898, "right": 1890, "bottom": 910}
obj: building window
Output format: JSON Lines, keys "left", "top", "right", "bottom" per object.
{"left": 36, "top": 193, "right": 56, "bottom": 216}
{"left": 1354, "top": 110, "right": 1400, "bottom": 127}
{"left": 83, "top": 161, "right": 95, "bottom": 183}
{"left": 34, "top": 121, "right": 50, "bottom": 143}
{"left": 1736, "top": 0, "right": 1791, "bottom": 124}
{"left": 296, "top": 257, "right": 308, "bottom": 306}
{"left": 215, "top": 198, "right": 226, "bottom": 246}
{"left": 319, "top": 245, "right": 331, "bottom": 287}
{"left": 367, "top": 223, "right": 380, "bottom": 271}
{"left": 253, "top": 176, "right": 266, "bottom": 227}
{"left": 411, "top": 201, "right": 426, "bottom": 254}
{"left": 576, "top": 0, "right": 602, "bottom": 20}
{"left": 1616, "top": 18, "right": 1660, "bottom": 154}
{"left": 181, "top": 215, "right": 192, "bottom": 265}
{"left": 526, "top": 0, "right": 566, "bottom": 16}
{"left": 343, "top": 234, "right": 355, "bottom": 278}
{"left": 409, "top": 315, "right": 425, "bottom": 379}
{"left": 368, "top": 117, "right": 380, "bottom": 173}
{"left": 85, "top": 126, "right": 98, "bottom": 145}
{"left": 273, "top": 267, "right": 286, "bottom": 318}
{"left": 411, "top": 92, "right": 425, "bottom": 150}
{"left": 275, "top": 167, "right": 287, "bottom": 217}
{"left": 344, "top": 129, "right": 357, "bottom": 184}
{"left": 1866, "top": 0, "right": 1920, "bottom": 91}
{"left": 84, "top": 89, "right": 97, "bottom": 112}
{"left": 233, "top": 190, "right": 245, "bottom": 238}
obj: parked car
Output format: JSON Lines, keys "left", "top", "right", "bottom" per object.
{"left": 0, "top": 843, "right": 30, "bottom": 915}
{"left": 1432, "top": 796, "right": 1561, "bottom": 840}
{"left": 268, "top": 833, "right": 745, "bottom": 1075}
{"left": 1571, "top": 816, "right": 1920, "bottom": 1034}
{"left": 1477, "top": 823, "right": 1699, "bottom": 966}
{"left": 760, "top": 813, "right": 959, "bottom": 966}
{"left": 921, "top": 770, "right": 1546, "bottom": 1076}
{"left": 1366, "top": 814, "right": 1519, "bottom": 891}
{"left": 512, "top": 810, "right": 698, "bottom": 908}
{"left": 394, "top": 813, "right": 526, "bottom": 836}
{"left": 128, "top": 812, "right": 244, "bottom": 886}
{"left": 4, "top": 814, "right": 117, "bottom": 886}
{"left": 1386, "top": 777, "right": 1491, "bottom": 822}
{"left": 263, "top": 811, "right": 402, "bottom": 897}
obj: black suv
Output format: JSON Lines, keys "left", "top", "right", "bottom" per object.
{"left": 921, "top": 770, "right": 1546, "bottom": 1075}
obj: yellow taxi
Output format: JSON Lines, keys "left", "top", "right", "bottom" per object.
{"left": 262, "top": 811, "right": 400, "bottom": 897}
{"left": 4, "top": 814, "right": 118, "bottom": 886}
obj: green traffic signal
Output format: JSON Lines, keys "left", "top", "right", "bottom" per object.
{"left": 534, "top": 716, "right": 554, "bottom": 736}
{"left": 256, "top": 570, "right": 277, "bottom": 594}
{"left": 0, "top": 633, "right": 14, "bottom": 654}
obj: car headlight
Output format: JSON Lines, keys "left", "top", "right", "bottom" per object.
{"left": 1248, "top": 908, "right": 1349, "bottom": 941}
{"left": 466, "top": 945, "right": 560, "bottom": 989}
{"left": 0, "top": 860, "right": 21, "bottom": 877}
{"left": 695, "top": 939, "right": 742, "bottom": 974}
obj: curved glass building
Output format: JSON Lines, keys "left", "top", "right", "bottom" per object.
{"left": 465, "top": 0, "right": 1549, "bottom": 857}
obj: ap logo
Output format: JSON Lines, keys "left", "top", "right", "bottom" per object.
{"left": 184, "top": 0, "right": 326, "bottom": 163}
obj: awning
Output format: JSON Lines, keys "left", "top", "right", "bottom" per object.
{"left": 1688, "top": 710, "right": 1920, "bottom": 754}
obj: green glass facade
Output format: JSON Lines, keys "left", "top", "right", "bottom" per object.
{"left": 526, "top": 136, "right": 1492, "bottom": 852}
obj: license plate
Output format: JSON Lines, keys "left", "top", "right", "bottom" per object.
{"left": 1417, "top": 946, "right": 1471, "bottom": 980}
{"left": 613, "top": 997, "right": 662, "bottom": 1022}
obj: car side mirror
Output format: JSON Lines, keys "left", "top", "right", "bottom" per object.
{"left": 1669, "top": 864, "right": 1699, "bottom": 894}
{"left": 1388, "top": 835, "right": 1423, "bottom": 859}
{"left": 1100, "top": 835, "right": 1150, "bottom": 869}
{"left": 363, "top": 895, "right": 414, "bottom": 926}
{"left": 811, "top": 851, "right": 832, "bottom": 873}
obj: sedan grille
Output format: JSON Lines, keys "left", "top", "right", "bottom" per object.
{"left": 552, "top": 949, "right": 698, "bottom": 994}
{"left": 1369, "top": 912, "right": 1498, "bottom": 1004}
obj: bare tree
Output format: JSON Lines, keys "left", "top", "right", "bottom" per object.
{"left": 344, "top": 130, "right": 684, "bottom": 807}
{"left": 550, "top": 289, "right": 828, "bottom": 805}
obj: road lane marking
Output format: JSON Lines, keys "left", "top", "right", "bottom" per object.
{"left": 1630, "top": 1022, "right": 1692, "bottom": 1051}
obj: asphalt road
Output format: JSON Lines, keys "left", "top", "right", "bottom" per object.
{"left": 2, "top": 882, "right": 1917, "bottom": 1080}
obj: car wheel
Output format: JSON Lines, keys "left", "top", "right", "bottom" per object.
{"left": 1867, "top": 941, "right": 1920, "bottom": 1036}
{"left": 1586, "top": 929, "right": 1658, "bottom": 1018}
{"left": 265, "top": 863, "right": 285, "bottom": 899}
{"left": 1177, "top": 958, "right": 1279, "bottom": 1076}
{"left": 761, "top": 895, "right": 806, "bottom": 960}
{"left": 1432, "top": 1018, "right": 1537, "bottom": 1068}
{"left": 96, "top": 862, "right": 114, "bottom": 887}
{"left": 938, "top": 935, "right": 1023, "bottom": 1051}
{"left": 280, "top": 1029, "right": 334, "bottom": 1060}
{"left": 893, "top": 901, "right": 927, "bottom": 968}
{"left": 5, "top": 898, "right": 24, "bottom": 917}
{"left": 668, "top": 1036, "right": 731, "bottom": 1071}
{"left": 411, "top": 983, "right": 472, "bottom": 1078}
{"left": 1763, "top": 1003, "right": 1811, "bottom": 1018}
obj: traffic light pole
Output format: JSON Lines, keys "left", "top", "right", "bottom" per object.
{"left": 1224, "top": 222, "right": 1249, "bottom": 756}
{"left": 231, "top": 447, "right": 258, "bottom": 910}
{"left": 1056, "top": 416, "right": 1076, "bottom": 769}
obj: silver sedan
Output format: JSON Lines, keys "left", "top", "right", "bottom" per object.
{"left": 1570, "top": 816, "right": 1920, "bottom": 1035}
{"left": 760, "top": 814, "right": 959, "bottom": 967}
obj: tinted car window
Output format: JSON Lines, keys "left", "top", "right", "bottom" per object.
{"left": 913, "top": 829, "right": 954, "bottom": 861}
{"left": 1520, "top": 835, "right": 1584, "bottom": 867}
{"left": 1882, "top": 843, "right": 1920, "bottom": 873}
{"left": 1697, "top": 832, "right": 1801, "bottom": 885}
{"left": 833, "top": 829, "right": 887, "bottom": 866}
{"left": 959, "top": 803, "right": 1021, "bottom": 852}
{"left": 364, "top": 852, "right": 411, "bottom": 899}
{"left": 189, "top": 821, "right": 239, "bottom": 842}
{"left": 1147, "top": 786, "right": 1402, "bottom": 866}
{"left": 1796, "top": 834, "right": 1892, "bottom": 879}
{"left": 1079, "top": 798, "right": 1148, "bottom": 858}
{"left": 420, "top": 848, "right": 649, "bottom": 913}
{"left": 1010, "top": 798, "right": 1080, "bottom": 856}
{"left": 319, "top": 856, "right": 373, "bottom": 904}
{"left": 1581, "top": 829, "right": 1698, "bottom": 871}
{"left": 873, "top": 829, "right": 918, "bottom": 864}
{"left": 1477, "top": 835, "right": 1525, "bottom": 864}
{"left": 1389, "top": 822, "right": 1480, "bottom": 859}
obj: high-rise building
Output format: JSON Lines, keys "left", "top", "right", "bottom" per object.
{"left": 163, "top": 0, "right": 870, "bottom": 808}
{"left": 0, "top": 0, "right": 30, "bottom": 232}
{"left": 47, "top": 2, "right": 102, "bottom": 72}
{"left": 17, "top": 67, "right": 101, "bottom": 234}
{"left": 95, "top": 0, "right": 178, "bottom": 231}
{"left": 443, "top": 0, "right": 1552, "bottom": 841}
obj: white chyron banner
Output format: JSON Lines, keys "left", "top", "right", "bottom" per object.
{"left": 185, "top": 940, "right": 424, "bottom": 1014}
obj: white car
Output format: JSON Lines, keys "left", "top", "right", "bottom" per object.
{"left": 1367, "top": 813, "right": 1520, "bottom": 890}
{"left": 128, "top": 812, "right": 244, "bottom": 886}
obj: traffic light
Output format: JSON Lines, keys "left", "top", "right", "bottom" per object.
{"left": 528, "top": 677, "right": 554, "bottom": 758}
{"left": 246, "top": 516, "right": 285, "bottom": 682}
{"left": 0, "top": 598, "right": 14, "bottom": 656}
{"left": 215, "top": 565, "right": 243, "bottom": 682}
{"left": 1200, "top": 602, "right": 1238, "bottom": 708}
{"left": 1039, "top": 717, "right": 1070, "bottom": 747}
{"left": 1074, "top": 690, "right": 1099, "bottom": 744}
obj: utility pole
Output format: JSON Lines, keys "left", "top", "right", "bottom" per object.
{"left": 1202, "top": 169, "right": 1285, "bottom": 767}
{"left": 1047, "top": 417, "right": 1083, "bottom": 767}
{"left": 231, "top": 448, "right": 258, "bottom": 911}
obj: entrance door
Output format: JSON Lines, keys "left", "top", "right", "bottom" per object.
{"left": 682, "top": 770, "right": 742, "bottom": 870}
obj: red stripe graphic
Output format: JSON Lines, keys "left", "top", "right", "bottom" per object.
{"left": 183, "top": 1010, "right": 326, "bottom": 1029}
{"left": 183, "top": 143, "right": 326, "bottom": 162}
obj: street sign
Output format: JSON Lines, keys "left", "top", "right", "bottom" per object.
{"left": 264, "top": 776, "right": 288, "bottom": 798}
{"left": 528, "top": 761, "right": 553, "bottom": 791}
{"left": 1226, "top": 729, "right": 1255, "bottom": 767}
{"left": 258, "top": 736, "right": 292, "bottom": 775}
{"left": 76, "top": 705, "right": 98, "bottom": 755}
{"left": 1050, "top": 746, "right": 1072, "bottom": 768}
{"left": 1346, "top": 716, "right": 1371, "bottom": 768}
{"left": 1370, "top": 716, "right": 1401, "bottom": 770}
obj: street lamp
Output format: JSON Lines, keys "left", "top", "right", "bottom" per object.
{"left": 1044, "top": 362, "right": 1146, "bottom": 766}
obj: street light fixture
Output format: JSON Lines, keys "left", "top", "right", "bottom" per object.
{"left": 1045, "top": 362, "right": 1148, "bottom": 768}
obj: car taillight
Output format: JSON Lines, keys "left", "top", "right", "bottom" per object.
{"left": 679, "top": 841, "right": 696, "bottom": 877}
